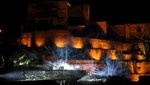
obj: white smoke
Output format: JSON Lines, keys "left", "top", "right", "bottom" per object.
{"left": 47, "top": 60, "right": 81, "bottom": 70}
{"left": 91, "top": 57, "right": 130, "bottom": 77}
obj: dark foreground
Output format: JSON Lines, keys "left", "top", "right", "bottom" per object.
{"left": 0, "top": 76, "right": 150, "bottom": 85}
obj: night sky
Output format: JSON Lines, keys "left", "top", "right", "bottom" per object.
{"left": 0, "top": 0, "right": 26, "bottom": 38}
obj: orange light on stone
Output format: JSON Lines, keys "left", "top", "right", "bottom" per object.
{"left": 35, "top": 38, "right": 45, "bottom": 47}
{"left": 124, "top": 61, "right": 135, "bottom": 73}
{"left": 138, "top": 43, "right": 146, "bottom": 55}
{"left": 54, "top": 39, "right": 66, "bottom": 48}
{"left": 89, "top": 39, "right": 101, "bottom": 48}
{"left": 71, "top": 37, "right": 85, "bottom": 49}
{"left": 101, "top": 40, "right": 111, "bottom": 49}
{"left": 136, "top": 62, "right": 148, "bottom": 74}
{"left": 128, "top": 74, "right": 139, "bottom": 82}
{"left": 96, "top": 21, "right": 107, "bottom": 34}
{"left": 35, "top": 33, "right": 46, "bottom": 47}
{"left": 89, "top": 39, "right": 111, "bottom": 49}
{"left": 20, "top": 33, "right": 32, "bottom": 47}
{"left": 123, "top": 43, "right": 132, "bottom": 51}
{"left": 113, "top": 41, "right": 124, "bottom": 51}
{"left": 123, "top": 54, "right": 132, "bottom": 60}
{"left": 136, "top": 54, "right": 145, "bottom": 60}
{"left": 87, "top": 49, "right": 103, "bottom": 60}
{"left": 0, "top": 29, "right": 2, "bottom": 33}
{"left": 54, "top": 33, "right": 67, "bottom": 48}
{"left": 107, "top": 50, "right": 118, "bottom": 60}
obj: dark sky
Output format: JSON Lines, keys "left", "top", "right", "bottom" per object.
{"left": 0, "top": 0, "right": 28, "bottom": 37}
{"left": 0, "top": 0, "right": 27, "bottom": 22}
{"left": 89, "top": 1, "right": 150, "bottom": 24}
{"left": 67, "top": 0, "right": 150, "bottom": 24}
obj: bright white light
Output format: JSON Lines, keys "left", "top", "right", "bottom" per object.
{"left": 67, "top": 2, "right": 71, "bottom": 7}
{"left": 0, "top": 29, "right": 2, "bottom": 33}
{"left": 47, "top": 60, "right": 81, "bottom": 70}
{"left": 77, "top": 74, "right": 107, "bottom": 83}
{"left": 90, "top": 57, "right": 130, "bottom": 77}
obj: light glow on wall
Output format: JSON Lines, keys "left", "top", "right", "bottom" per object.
{"left": 54, "top": 33, "right": 68, "bottom": 48}
{"left": 89, "top": 39, "right": 111, "bottom": 49}
{"left": 35, "top": 33, "right": 46, "bottom": 47}
{"left": 20, "top": 33, "right": 32, "bottom": 47}
{"left": 107, "top": 50, "right": 118, "bottom": 60}
{"left": 35, "top": 38, "right": 46, "bottom": 47}
{"left": 0, "top": 29, "right": 2, "bottom": 33}
{"left": 136, "top": 54, "right": 145, "bottom": 60}
{"left": 89, "top": 39, "right": 101, "bottom": 48}
{"left": 71, "top": 37, "right": 85, "bottom": 49}
{"left": 128, "top": 74, "right": 139, "bottom": 82}
{"left": 136, "top": 62, "right": 148, "bottom": 74}
{"left": 87, "top": 49, "right": 103, "bottom": 60}
{"left": 123, "top": 54, "right": 132, "bottom": 60}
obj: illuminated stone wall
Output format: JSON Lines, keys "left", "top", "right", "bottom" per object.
{"left": 19, "top": 33, "right": 148, "bottom": 82}
{"left": 19, "top": 30, "right": 146, "bottom": 61}
{"left": 87, "top": 49, "right": 103, "bottom": 60}
{"left": 96, "top": 21, "right": 107, "bottom": 34}
{"left": 109, "top": 25, "right": 126, "bottom": 39}
{"left": 128, "top": 24, "right": 145, "bottom": 39}
{"left": 18, "top": 29, "right": 149, "bottom": 82}
{"left": 70, "top": 37, "right": 85, "bottom": 49}
{"left": 53, "top": 32, "right": 69, "bottom": 48}
{"left": 68, "top": 4, "right": 89, "bottom": 19}
{"left": 19, "top": 33, "right": 32, "bottom": 47}
{"left": 110, "top": 23, "right": 145, "bottom": 40}
{"left": 27, "top": 0, "right": 68, "bottom": 26}
{"left": 23, "top": 1, "right": 150, "bottom": 82}
{"left": 36, "top": 30, "right": 70, "bottom": 48}
{"left": 34, "top": 31, "right": 46, "bottom": 47}
{"left": 89, "top": 39, "right": 111, "bottom": 49}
